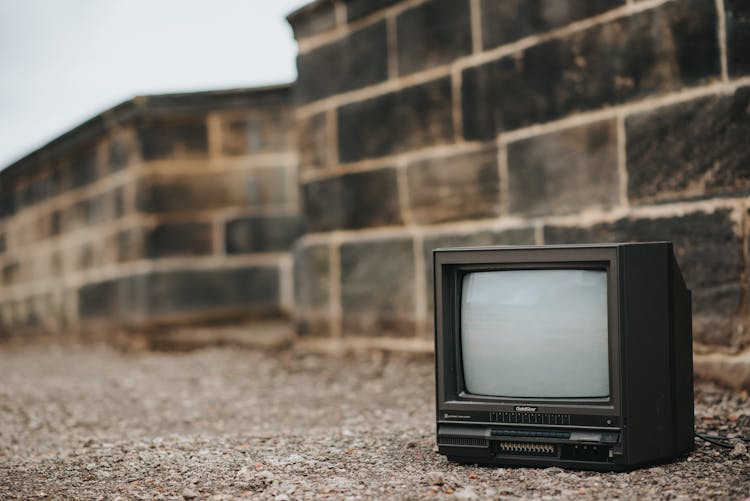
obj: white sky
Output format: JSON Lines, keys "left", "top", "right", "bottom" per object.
{"left": 0, "top": 0, "right": 309, "bottom": 168}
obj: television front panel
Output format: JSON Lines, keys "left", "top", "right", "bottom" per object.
{"left": 433, "top": 243, "right": 693, "bottom": 471}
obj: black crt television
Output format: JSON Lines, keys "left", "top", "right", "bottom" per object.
{"left": 433, "top": 242, "right": 694, "bottom": 471}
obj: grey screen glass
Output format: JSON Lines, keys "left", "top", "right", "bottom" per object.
{"left": 461, "top": 269, "right": 609, "bottom": 398}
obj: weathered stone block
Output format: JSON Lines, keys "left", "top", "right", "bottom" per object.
{"left": 346, "top": 0, "right": 399, "bottom": 21}
{"left": 296, "top": 21, "right": 388, "bottom": 104}
{"left": 396, "top": 0, "right": 472, "bottom": 76}
{"left": 293, "top": 242, "right": 330, "bottom": 311}
{"left": 78, "top": 279, "right": 120, "bottom": 319}
{"left": 137, "top": 168, "right": 288, "bottom": 213}
{"left": 108, "top": 129, "right": 138, "bottom": 171}
{"left": 69, "top": 147, "right": 100, "bottom": 189}
{"left": 407, "top": 148, "right": 500, "bottom": 224}
{"left": 146, "top": 222, "right": 214, "bottom": 258}
{"left": 422, "top": 227, "right": 536, "bottom": 311}
{"left": 219, "top": 107, "right": 292, "bottom": 156}
{"left": 138, "top": 118, "right": 208, "bottom": 160}
{"left": 480, "top": 0, "right": 624, "bottom": 50}
{"left": 297, "top": 111, "right": 329, "bottom": 170}
{"left": 340, "top": 237, "right": 415, "bottom": 336}
{"left": 302, "top": 168, "right": 402, "bottom": 232}
{"left": 462, "top": 0, "right": 720, "bottom": 139}
{"left": 143, "top": 266, "right": 280, "bottom": 317}
{"left": 544, "top": 209, "right": 744, "bottom": 345}
{"left": 626, "top": 87, "right": 750, "bottom": 203}
{"left": 225, "top": 215, "right": 303, "bottom": 254}
{"left": 508, "top": 119, "right": 619, "bottom": 216}
{"left": 338, "top": 77, "right": 453, "bottom": 162}
{"left": 290, "top": 1, "right": 337, "bottom": 39}
{"left": 726, "top": 0, "right": 750, "bottom": 77}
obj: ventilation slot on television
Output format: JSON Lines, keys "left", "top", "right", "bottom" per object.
{"left": 438, "top": 437, "right": 489, "bottom": 448}
{"left": 490, "top": 412, "right": 572, "bottom": 425}
{"left": 495, "top": 441, "right": 557, "bottom": 457}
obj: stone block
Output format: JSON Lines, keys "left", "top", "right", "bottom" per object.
{"left": 219, "top": 107, "right": 292, "bottom": 156}
{"left": 507, "top": 119, "right": 619, "bottom": 216}
{"left": 422, "top": 227, "right": 536, "bottom": 311}
{"left": 296, "top": 21, "right": 388, "bottom": 104}
{"left": 626, "top": 86, "right": 750, "bottom": 203}
{"left": 338, "top": 77, "right": 453, "bottom": 162}
{"left": 69, "top": 147, "right": 100, "bottom": 189}
{"left": 544, "top": 209, "right": 744, "bottom": 345}
{"left": 293, "top": 242, "right": 331, "bottom": 312}
{"left": 346, "top": 0, "right": 399, "bottom": 21}
{"left": 146, "top": 222, "right": 214, "bottom": 258}
{"left": 396, "top": 0, "right": 472, "bottom": 76}
{"left": 462, "top": 0, "right": 720, "bottom": 140}
{"left": 340, "top": 237, "right": 416, "bottom": 336}
{"left": 480, "top": 0, "right": 624, "bottom": 50}
{"left": 406, "top": 148, "right": 500, "bottom": 224}
{"left": 108, "top": 129, "right": 138, "bottom": 171}
{"left": 78, "top": 279, "right": 120, "bottom": 319}
{"left": 302, "top": 168, "right": 402, "bottom": 232}
{"left": 225, "top": 215, "right": 303, "bottom": 254}
{"left": 138, "top": 118, "right": 208, "bottom": 160}
{"left": 137, "top": 168, "right": 288, "bottom": 213}
{"left": 290, "top": 1, "right": 337, "bottom": 39}
{"left": 726, "top": 0, "right": 750, "bottom": 77}
{"left": 142, "top": 266, "right": 280, "bottom": 317}
{"left": 297, "top": 111, "right": 329, "bottom": 170}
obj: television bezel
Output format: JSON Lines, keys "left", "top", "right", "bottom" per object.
{"left": 434, "top": 245, "right": 622, "bottom": 421}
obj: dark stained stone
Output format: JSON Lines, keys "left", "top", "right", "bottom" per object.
{"left": 296, "top": 21, "right": 388, "bottom": 104}
{"left": 346, "top": 0, "right": 400, "bottom": 21}
{"left": 138, "top": 118, "right": 208, "bottom": 160}
{"left": 462, "top": 0, "right": 720, "bottom": 140}
{"left": 726, "top": 0, "right": 750, "bottom": 77}
{"left": 626, "top": 87, "right": 750, "bottom": 203}
{"left": 116, "top": 228, "right": 144, "bottom": 262}
{"left": 289, "top": 1, "right": 337, "bottom": 39}
{"left": 78, "top": 279, "right": 120, "bottom": 319}
{"left": 146, "top": 222, "right": 214, "bottom": 258}
{"left": 422, "top": 227, "right": 536, "bottom": 311}
{"left": 406, "top": 147, "right": 500, "bottom": 224}
{"left": 137, "top": 168, "right": 288, "bottom": 213}
{"left": 0, "top": 232, "right": 5, "bottom": 253}
{"left": 69, "top": 147, "right": 99, "bottom": 188}
{"left": 302, "top": 168, "right": 402, "bottom": 232}
{"left": 293, "top": 242, "right": 331, "bottom": 311}
{"left": 2, "top": 261, "right": 19, "bottom": 285}
{"left": 544, "top": 209, "right": 744, "bottom": 345}
{"left": 142, "top": 266, "right": 280, "bottom": 316}
{"left": 507, "top": 119, "right": 619, "bottom": 216}
{"left": 225, "top": 215, "right": 303, "bottom": 254}
{"left": 219, "top": 106, "right": 292, "bottom": 156}
{"left": 49, "top": 210, "right": 61, "bottom": 237}
{"left": 396, "top": 0, "right": 472, "bottom": 76}
{"left": 340, "top": 237, "right": 416, "bottom": 336}
{"left": 109, "top": 130, "right": 138, "bottom": 171}
{"left": 480, "top": 0, "right": 625, "bottom": 50}
{"left": 338, "top": 77, "right": 453, "bottom": 162}
{"left": 298, "top": 111, "right": 329, "bottom": 170}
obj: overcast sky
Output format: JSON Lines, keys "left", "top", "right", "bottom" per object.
{"left": 0, "top": 0, "right": 309, "bottom": 168}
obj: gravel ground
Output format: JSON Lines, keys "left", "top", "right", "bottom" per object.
{"left": 0, "top": 343, "right": 748, "bottom": 500}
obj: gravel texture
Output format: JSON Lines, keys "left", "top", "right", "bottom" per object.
{"left": 0, "top": 343, "right": 749, "bottom": 500}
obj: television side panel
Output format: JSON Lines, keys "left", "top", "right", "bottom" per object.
{"left": 671, "top": 253, "right": 695, "bottom": 456}
{"left": 620, "top": 243, "right": 674, "bottom": 465}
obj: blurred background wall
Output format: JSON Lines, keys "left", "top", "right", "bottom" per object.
{"left": 1, "top": 0, "right": 749, "bottom": 374}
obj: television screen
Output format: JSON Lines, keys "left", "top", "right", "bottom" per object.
{"left": 460, "top": 269, "right": 609, "bottom": 399}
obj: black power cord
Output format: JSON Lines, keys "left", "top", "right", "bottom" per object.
{"left": 695, "top": 431, "right": 750, "bottom": 448}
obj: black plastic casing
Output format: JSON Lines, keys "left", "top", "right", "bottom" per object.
{"left": 433, "top": 242, "right": 694, "bottom": 471}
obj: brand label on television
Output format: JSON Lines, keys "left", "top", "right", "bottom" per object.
{"left": 515, "top": 406, "right": 537, "bottom": 412}
{"left": 444, "top": 413, "right": 471, "bottom": 419}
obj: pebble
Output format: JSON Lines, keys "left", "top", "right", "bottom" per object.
{"left": 426, "top": 471, "right": 444, "bottom": 485}
{"left": 453, "top": 487, "right": 479, "bottom": 499}
{"left": 181, "top": 487, "right": 197, "bottom": 499}
{"left": 730, "top": 442, "right": 747, "bottom": 458}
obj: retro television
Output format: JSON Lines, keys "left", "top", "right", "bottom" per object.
{"left": 433, "top": 242, "right": 694, "bottom": 471}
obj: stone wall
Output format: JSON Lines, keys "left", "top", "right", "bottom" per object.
{"left": 288, "top": 0, "right": 750, "bottom": 356}
{"left": 0, "top": 86, "right": 299, "bottom": 339}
